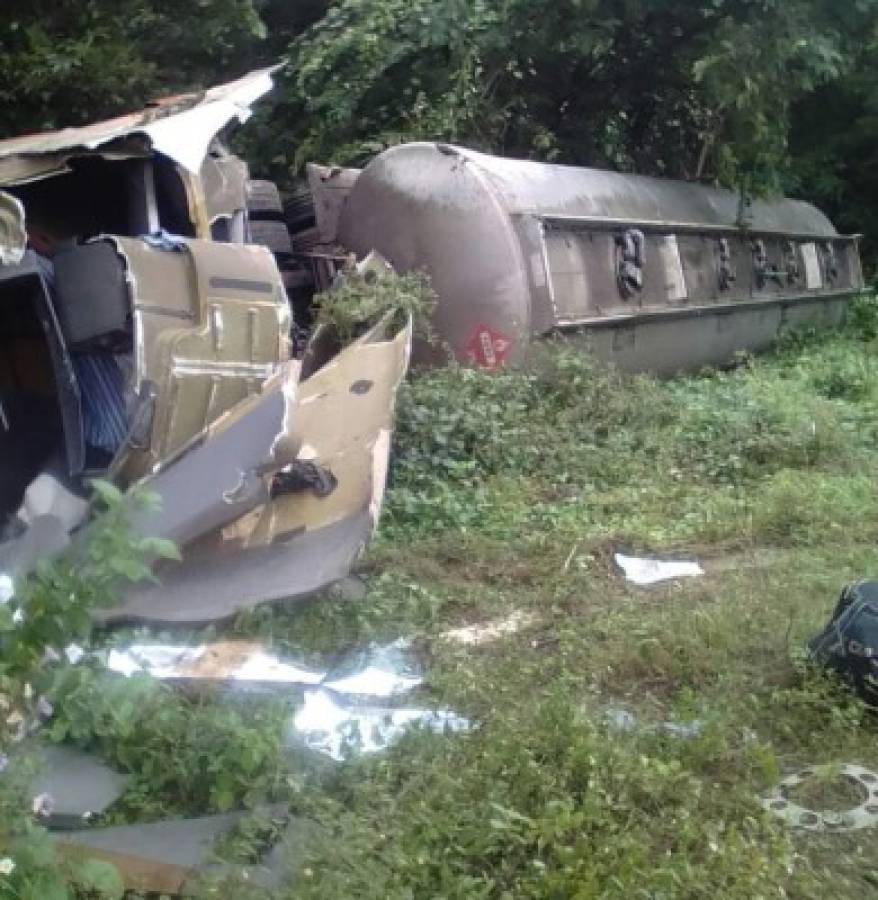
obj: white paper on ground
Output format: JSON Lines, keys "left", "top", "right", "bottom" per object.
{"left": 292, "top": 689, "right": 469, "bottom": 761}
{"left": 614, "top": 553, "right": 704, "bottom": 585}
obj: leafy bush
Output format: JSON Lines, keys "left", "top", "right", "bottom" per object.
{"left": 0, "top": 484, "right": 177, "bottom": 898}
{"left": 666, "top": 372, "right": 855, "bottom": 483}
{"left": 314, "top": 268, "right": 436, "bottom": 342}
{"left": 47, "top": 667, "right": 288, "bottom": 819}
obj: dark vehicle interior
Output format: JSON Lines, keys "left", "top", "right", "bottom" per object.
{"left": 0, "top": 265, "right": 73, "bottom": 519}
{"left": 0, "top": 154, "right": 188, "bottom": 523}
{"left": 8, "top": 155, "right": 194, "bottom": 246}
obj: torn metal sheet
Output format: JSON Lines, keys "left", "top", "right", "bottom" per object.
{"left": 306, "top": 163, "right": 362, "bottom": 244}
{"left": 0, "top": 191, "right": 26, "bottom": 265}
{"left": 321, "top": 638, "right": 420, "bottom": 697}
{"left": 103, "top": 314, "right": 411, "bottom": 624}
{"left": 0, "top": 68, "right": 278, "bottom": 182}
{"left": 762, "top": 764, "right": 878, "bottom": 831}
{"left": 104, "top": 634, "right": 469, "bottom": 760}
{"left": 614, "top": 552, "right": 704, "bottom": 585}
{"left": 0, "top": 70, "right": 411, "bottom": 630}
{"left": 291, "top": 689, "right": 469, "bottom": 762}
{"left": 107, "top": 641, "right": 326, "bottom": 686}
{"left": 104, "top": 637, "right": 419, "bottom": 697}
{"left": 124, "top": 362, "right": 300, "bottom": 547}
{"left": 31, "top": 744, "right": 130, "bottom": 830}
{"left": 56, "top": 812, "right": 248, "bottom": 895}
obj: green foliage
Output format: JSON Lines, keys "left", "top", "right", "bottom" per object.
{"left": 314, "top": 268, "right": 436, "bottom": 343}
{"left": 0, "top": 484, "right": 177, "bottom": 898}
{"left": 0, "top": 483, "right": 174, "bottom": 745}
{"left": 0, "top": 308, "right": 869, "bottom": 898}
{"left": 255, "top": 316, "right": 878, "bottom": 896}
{"left": 787, "top": 18, "right": 878, "bottom": 270}
{"left": 0, "top": 0, "right": 268, "bottom": 137}
{"left": 385, "top": 315, "right": 878, "bottom": 545}
{"left": 47, "top": 667, "right": 288, "bottom": 818}
{"left": 277, "top": 0, "right": 878, "bottom": 193}
{"left": 289, "top": 695, "right": 792, "bottom": 898}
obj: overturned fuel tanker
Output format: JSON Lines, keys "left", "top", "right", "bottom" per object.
{"left": 299, "top": 144, "right": 865, "bottom": 374}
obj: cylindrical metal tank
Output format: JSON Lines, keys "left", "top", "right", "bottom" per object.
{"left": 338, "top": 142, "right": 862, "bottom": 373}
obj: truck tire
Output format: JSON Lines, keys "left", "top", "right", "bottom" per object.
{"left": 284, "top": 184, "right": 316, "bottom": 233}
{"left": 245, "top": 179, "right": 283, "bottom": 219}
{"left": 248, "top": 219, "right": 293, "bottom": 258}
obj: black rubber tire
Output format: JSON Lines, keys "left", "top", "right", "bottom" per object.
{"left": 284, "top": 184, "right": 316, "bottom": 232}
{"left": 246, "top": 179, "right": 283, "bottom": 219}
{"left": 248, "top": 219, "right": 293, "bottom": 257}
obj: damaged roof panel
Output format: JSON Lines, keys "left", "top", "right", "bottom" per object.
{"left": 0, "top": 67, "right": 278, "bottom": 182}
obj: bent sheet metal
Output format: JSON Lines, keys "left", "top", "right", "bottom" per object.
{"left": 0, "top": 311, "right": 410, "bottom": 623}
{"left": 112, "top": 312, "right": 411, "bottom": 623}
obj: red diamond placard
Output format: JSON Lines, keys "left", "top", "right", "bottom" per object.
{"left": 465, "top": 325, "right": 512, "bottom": 369}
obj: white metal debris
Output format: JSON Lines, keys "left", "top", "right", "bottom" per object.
{"left": 106, "top": 636, "right": 469, "bottom": 760}
{"left": 106, "top": 642, "right": 326, "bottom": 685}
{"left": 322, "top": 665, "right": 421, "bottom": 697}
{"left": 614, "top": 552, "right": 704, "bottom": 586}
{"left": 104, "top": 638, "right": 418, "bottom": 695}
{"left": 292, "top": 690, "right": 469, "bottom": 761}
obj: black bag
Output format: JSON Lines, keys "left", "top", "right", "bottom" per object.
{"left": 809, "top": 580, "right": 878, "bottom": 707}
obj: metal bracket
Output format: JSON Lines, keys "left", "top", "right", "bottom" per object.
{"left": 752, "top": 239, "right": 785, "bottom": 289}
{"left": 615, "top": 229, "right": 645, "bottom": 299}
{"left": 820, "top": 241, "right": 839, "bottom": 284}
{"left": 784, "top": 240, "right": 801, "bottom": 284}
{"left": 717, "top": 237, "right": 736, "bottom": 291}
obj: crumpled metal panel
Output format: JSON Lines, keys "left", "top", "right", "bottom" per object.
{"left": 200, "top": 149, "right": 249, "bottom": 228}
{"left": 111, "top": 235, "right": 291, "bottom": 477}
{"left": 0, "top": 67, "right": 278, "bottom": 183}
{"left": 104, "top": 314, "right": 411, "bottom": 624}
{"left": 124, "top": 361, "right": 299, "bottom": 548}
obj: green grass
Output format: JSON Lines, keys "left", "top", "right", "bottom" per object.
{"left": 59, "top": 297, "right": 878, "bottom": 897}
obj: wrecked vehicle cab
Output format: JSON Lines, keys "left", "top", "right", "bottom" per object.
{"left": 0, "top": 69, "right": 411, "bottom": 623}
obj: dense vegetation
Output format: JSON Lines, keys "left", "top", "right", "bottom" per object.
{"left": 0, "top": 0, "right": 876, "bottom": 263}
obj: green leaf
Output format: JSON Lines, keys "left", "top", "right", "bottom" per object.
{"left": 88, "top": 479, "right": 123, "bottom": 507}
{"left": 71, "top": 858, "right": 125, "bottom": 898}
